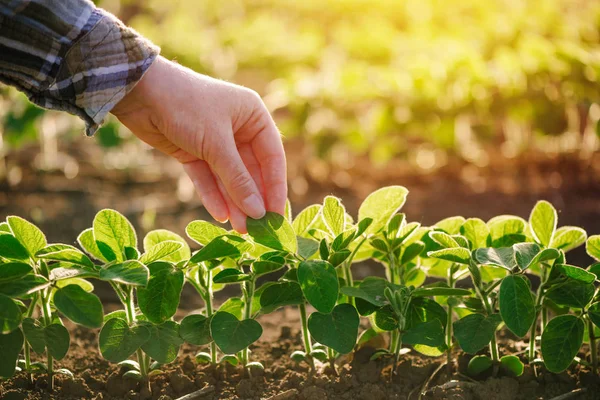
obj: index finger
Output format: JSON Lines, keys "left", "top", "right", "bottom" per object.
{"left": 250, "top": 118, "right": 287, "bottom": 215}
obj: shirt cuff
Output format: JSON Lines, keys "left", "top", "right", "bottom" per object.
{"left": 43, "top": 8, "right": 160, "bottom": 136}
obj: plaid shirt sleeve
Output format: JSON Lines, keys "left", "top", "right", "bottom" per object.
{"left": 0, "top": 0, "right": 160, "bottom": 136}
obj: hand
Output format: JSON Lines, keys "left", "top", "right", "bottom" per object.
{"left": 111, "top": 56, "right": 287, "bottom": 233}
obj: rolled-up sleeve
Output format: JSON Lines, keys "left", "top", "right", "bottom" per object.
{"left": 0, "top": 0, "right": 160, "bottom": 136}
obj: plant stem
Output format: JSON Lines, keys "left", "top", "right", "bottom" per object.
{"left": 39, "top": 289, "right": 54, "bottom": 390}
{"left": 389, "top": 330, "right": 399, "bottom": 353}
{"left": 204, "top": 269, "right": 218, "bottom": 366}
{"left": 327, "top": 347, "right": 336, "bottom": 373}
{"left": 121, "top": 286, "right": 150, "bottom": 383}
{"left": 241, "top": 279, "right": 255, "bottom": 369}
{"left": 391, "top": 330, "right": 403, "bottom": 376}
{"left": 446, "top": 268, "right": 455, "bottom": 374}
{"left": 298, "top": 302, "right": 315, "bottom": 370}
{"left": 529, "top": 280, "right": 547, "bottom": 362}
{"left": 342, "top": 263, "right": 354, "bottom": 305}
{"left": 589, "top": 318, "right": 598, "bottom": 374}
{"left": 474, "top": 284, "right": 499, "bottom": 362}
{"left": 23, "top": 294, "right": 38, "bottom": 376}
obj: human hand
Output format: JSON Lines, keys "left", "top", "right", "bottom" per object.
{"left": 111, "top": 56, "right": 287, "bottom": 233}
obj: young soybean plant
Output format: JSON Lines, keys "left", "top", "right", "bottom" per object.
{"left": 77, "top": 209, "right": 188, "bottom": 382}
{"left": 0, "top": 216, "right": 104, "bottom": 390}
{"left": 533, "top": 234, "right": 600, "bottom": 374}
{"left": 183, "top": 226, "right": 268, "bottom": 372}
{"left": 248, "top": 206, "right": 361, "bottom": 373}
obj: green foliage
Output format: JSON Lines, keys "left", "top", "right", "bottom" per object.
{"left": 541, "top": 315, "right": 584, "bottom": 373}
{"left": 499, "top": 276, "right": 535, "bottom": 337}
{"left": 210, "top": 312, "right": 263, "bottom": 355}
{"left": 0, "top": 190, "right": 598, "bottom": 381}
{"left": 308, "top": 304, "right": 359, "bottom": 354}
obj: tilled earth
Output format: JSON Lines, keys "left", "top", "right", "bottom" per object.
{"left": 1, "top": 307, "right": 599, "bottom": 400}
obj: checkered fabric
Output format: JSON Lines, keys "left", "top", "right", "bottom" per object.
{"left": 0, "top": 0, "right": 160, "bottom": 135}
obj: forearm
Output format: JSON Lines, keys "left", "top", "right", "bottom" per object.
{"left": 0, "top": 0, "right": 159, "bottom": 135}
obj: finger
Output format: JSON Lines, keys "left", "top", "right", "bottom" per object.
{"left": 238, "top": 142, "right": 266, "bottom": 199}
{"left": 247, "top": 112, "right": 287, "bottom": 215}
{"left": 206, "top": 131, "right": 266, "bottom": 220}
{"left": 216, "top": 177, "right": 248, "bottom": 233}
{"left": 182, "top": 160, "right": 229, "bottom": 223}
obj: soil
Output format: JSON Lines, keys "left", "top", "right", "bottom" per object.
{"left": 1, "top": 145, "right": 600, "bottom": 399}
{"left": 1, "top": 306, "right": 599, "bottom": 400}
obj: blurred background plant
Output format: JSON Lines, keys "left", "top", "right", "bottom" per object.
{"left": 1, "top": 0, "right": 599, "bottom": 267}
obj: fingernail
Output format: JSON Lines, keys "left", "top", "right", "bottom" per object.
{"left": 242, "top": 194, "right": 266, "bottom": 219}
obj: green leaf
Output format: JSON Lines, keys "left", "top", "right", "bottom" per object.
{"left": 406, "top": 297, "right": 447, "bottom": 330}
{"left": 36, "top": 244, "right": 95, "bottom": 268}
{"left": 401, "top": 241, "right": 425, "bottom": 265}
{"left": 138, "top": 262, "right": 184, "bottom": 323}
{"left": 412, "top": 287, "right": 471, "bottom": 298}
{"left": 0, "top": 234, "right": 30, "bottom": 261}
{"left": 7, "top": 216, "right": 46, "bottom": 259}
{"left": 467, "top": 355, "right": 493, "bottom": 376}
{"left": 487, "top": 215, "right": 526, "bottom": 247}
{"left": 93, "top": 209, "right": 137, "bottom": 262}
{"left": 358, "top": 186, "right": 408, "bottom": 235}
{"left": 297, "top": 236, "right": 319, "bottom": 259}
{"left": 453, "top": 313, "right": 502, "bottom": 354}
{"left": 44, "top": 324, "right": 70, "bottom": 360}
{"left": 403, "top": 320, "right": 445, "bottom": 347}
{"left": 54, "top": 284, "right": 104, "bottom": 328}
{"left": 554, "top": 264, "right": 596, "bottom": 284}
{"left": 190, "top": 235, "right": 248, "bottom": 263}
{"left": 210, "top": 311, "right": 262, "bottom": 354}
{"left": 515, "top": 245, "right": 559, "bottom": 271}
{"left": 55, "top": 277, "right": 94, "bottom": 292}
{"left": 218, "top": 298, "right": 244, "bottom": 320}
{"left": 500, "top": 355, "right": 524, "bottom": 377}
{"left": 251, "top": 259, "right": 286, "bottom": 277}
{"left": 180, "top": 314, "right": 212, "bottom": 345}
{"left": 427, "top": 247, "right": 471, "bottom": 265}
{"left": 99, "top": 319, "right": 151, "bottom": 363}
{"left": 298, "top": 260, "right": 339, "bottom": 313}
{"left": 99, "top": 260, "right": 149, "bottom": 287}
{"left": 0, "top": 295, "right": 22, "bottom": 334}
{"left": 541, "top": 315, "right": 584, "bottom": 373}
{"left": 460, "top": 218, "right": 490, "bottom": 250}
{"left": 0, "top": 274, "right": 49, "bottom": 297}
{"left": 372, "top": 305, "right": 400, "bottom": 331}
{"left": 428, "top": 231, "right": 460, "bottom": 249}
{"left": 474, "top": 247, "right": 516, "bottom": 270}
{"left": 308, "top": 303, "right": 359, "bottom": 354}
{"left": 186, "top": 221, "right": 228, "bottom": 246}
{"left": 550, "top": 227, "right": 587, "bottom": 253}
{"left": 213, "top": 268, "right": 251, "bottom": 284}
{"left": 292, "top": 205, "right": 321, "bottom": 236}
{"left": 77, "top": 228, "right": 107, "bottom": 262}
{"left": 141, "top": 321, "right": 183, "bottom": 364}
{"left": 329, "top": 249, "right": 351, "bottom": 268}
{"left": 247, "top": 212, "right": 298, "bottom": 253}
{"left": 587, "top": 302, "right": 600, "bottom": 329}
{"left": 0, "top": 262, "right": 32, "bottom": 282}
{"left": 587, "top": 235, "right": 600, "bottom": 261}
{"left": 143, "top": 229, "right": 190, "bottom": 263}
{"left": 140, "top": 241, "right": 184, "bottom": 265}
{"left": 22, "top": 318, "right": 46, "bottom": 354}
{"left": 499, "top": 275, "right": 535, "bottom": 337}
{"left": 545, "top": 281, "right": 595, "bottom": 309}
{"left": 340, "top": 277, "right": 388, "bottom": 307}
{"left": 435, "top": 216, "right": 466, "bottom": 234}
{"left": 0, "top": 329, "right": 24, "bottom": 378}
{"left": 322, "top": 196, "right": 346, "bottom": 236}
{"left": 259, "top": 281, "right": 304, "bottom": 313}
{"left": 529, "top": 200, "right": 557, "bottom": 247}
